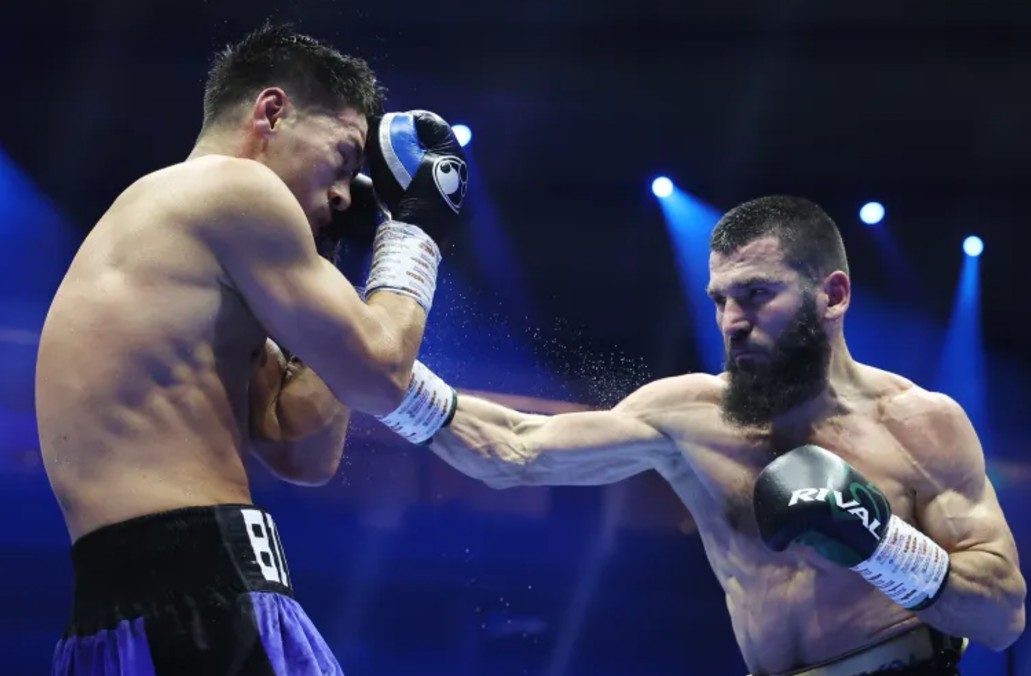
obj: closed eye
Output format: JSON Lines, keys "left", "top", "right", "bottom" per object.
{"left": 337, "top": 157, "right": 361, "bottom": 181}
{"left": 338, "top": 144, "right": 364, "bottom": 180}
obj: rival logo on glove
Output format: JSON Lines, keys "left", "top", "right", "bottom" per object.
{"left": 788, "top": 485, "right": 884, "bottom": 538}
{"left": 432, "top": 157, "right": 468, "bottom": 214}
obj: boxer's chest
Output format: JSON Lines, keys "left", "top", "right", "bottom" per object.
{"left": 683, "top": 412, "right": 920, "bottom": 537}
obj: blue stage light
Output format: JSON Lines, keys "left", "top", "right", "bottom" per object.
{"left": 453, "top": 124, "right": 472, "bottom": 147}
{"left": 963, "top": 236, "right": 983, "bottom": 257}
{"left": 859, "top": 202, "right": 885, "bottom": 225}
{"left": 651, "top": 176, "right": 673, "bottom": 198}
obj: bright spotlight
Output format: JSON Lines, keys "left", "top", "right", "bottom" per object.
{"left": 963, "top": 236, "right": 983, "bottom": 257}
{"left": 452, "top": 124, "right": 472, "bottom": 147}
{"left": 651, "top": 176, "right": 673, "bottom": 198}
{"left": 859, "top": 202, "right": 885, "bottom": 225}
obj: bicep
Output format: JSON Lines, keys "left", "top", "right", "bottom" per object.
{"left": 201, "top": 164, "right": 392, "bottom": 407}
{"left": 913, "top": 399, "right": 1019, "bottom": 563}
{"left": 515, "top": 406, "right": 675, "bottom": 486}
{"left": 219, "top": 209, "right": 370, "bottom": 372}
{"left": 233, "top": 249, "right": 373, "bottom": 375}
{"left": 919, "top": 474, "right": 1016, "bottom": 560}
{"left": 527, "top": 409, "right": 666, "bottom": 459}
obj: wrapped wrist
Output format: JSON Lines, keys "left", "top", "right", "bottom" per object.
{"left": 850, "top": 515, "right": 951, "bottom": 611}
{"left": 376, "top": 360, "right": 456, "bottom": 444}
{"left": 363, "top": 221, "right": 440, "bottom": 314}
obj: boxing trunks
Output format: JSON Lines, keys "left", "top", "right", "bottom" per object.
{"left": 52, "top": 504, "right": 343, "bottom": 676}
{"left": 754, "top": 624, "right": 967, "bottom": 676}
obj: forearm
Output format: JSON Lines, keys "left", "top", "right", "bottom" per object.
{"left": 339, "top": 292, "right": 427, "bottom": 415}
{"left": 429, "top": 395, "right": 546, "bottom": 487}
{"left": 340, "top": 215, "right": 441, "bottom": 416}
{"left": 427, "top": 394, "right": 662, "bottom": 488}
{"left": 917, "top": 548, "right": 1026, "bottom": 650}
{"left": 252, "top": 411, "right": 349, "bottom": 486}
{"left": 254, "top": 356, "right": 351, "bottom": 485}
{"left": 276, "top": 360, "right": 351, "bottom": 442}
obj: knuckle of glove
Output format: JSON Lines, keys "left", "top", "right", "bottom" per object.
{"left": 411, "top": 109, "right": 464, "bottom": 154}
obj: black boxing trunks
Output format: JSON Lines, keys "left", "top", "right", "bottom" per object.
{"left": 51, "top": 504, "right": 343, "bottom": 676}
{"left": 753, "top": 624, "right": 967, "bottom": 676}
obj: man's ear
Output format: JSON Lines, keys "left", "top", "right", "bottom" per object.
{"left": 822, "top": 270, "right": 850, "bottom": 321}
{"left": 250, "top": 87, "right": 289, "bottom": 137}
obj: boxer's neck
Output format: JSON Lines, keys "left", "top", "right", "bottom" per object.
{"left": 187, "top": 127, "right": 255, "bottom": 162}
{"left": 770, "top": 334, "right": 859, "bottom": 436}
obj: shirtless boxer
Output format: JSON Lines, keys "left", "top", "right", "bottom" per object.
{"left": 413, "top": 196, "right": 1025, "bottom": 675}
{"left": 36, "top": 23, "right": 468, "bottom": 675}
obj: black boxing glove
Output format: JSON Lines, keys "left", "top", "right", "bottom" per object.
{"left": 754, "top": 444, "right": 950, "bottom": 611}
{"left": 365, "top": 110, "right": 468, "bottom": 247}
{"left": 316, "top": 175, "right": 437, "bottom": 316}
{"left": 315, "top": 173, "right": 385, "bottom": 276}
{"left": 358, "top": 110, "right": 468, "bottom": 315}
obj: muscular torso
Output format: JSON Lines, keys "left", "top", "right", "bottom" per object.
{"left": 648, "top": 371, "right": 929, "bottom": 674}
{"left": 36, "top": 162, "right": 267, "bottom": 541}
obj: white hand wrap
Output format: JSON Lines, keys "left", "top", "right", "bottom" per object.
{"left": 850, "top": 514, "right": 950, "bottom": 610}
{"left": 376, "top": 360, "right": 457, "bottom": 444}
{"left": 363, "top": 221, "right": 441, "bottom": 314}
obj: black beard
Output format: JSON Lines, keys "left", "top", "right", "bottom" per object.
{"left": 720, "top": 294, "right": 831, "bottom": 427}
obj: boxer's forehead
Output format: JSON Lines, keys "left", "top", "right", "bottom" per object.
{"left": 327, "top": 106, "right": 368, "bottom": 148}
{"left": 707, "top": 236, "right": 797, "bottom": 291}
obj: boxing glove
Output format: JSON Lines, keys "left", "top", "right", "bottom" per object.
{"left": 364, "top": 110, "right": 468, "bottom": 247}
{"left": 753, "top": 444, "right": 950, "bottom": 611}
{"left": 358, "top": 110, "right": 468, "bottom": 315}
{"left": 315, "top": 173, "right": 385, "bottom": 274}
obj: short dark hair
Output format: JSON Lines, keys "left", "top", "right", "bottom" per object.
{"left": 202, "top": 22, "right": 386, "bottom": 130}
{"left": 709, "top": 195, "right": 849, "bottom": 282}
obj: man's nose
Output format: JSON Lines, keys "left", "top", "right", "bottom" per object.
{"left": 721, "top": 300, "right": 752, "bottom": 340}
{"left": 329, "top": 180, "right": 352, "bottom": 211}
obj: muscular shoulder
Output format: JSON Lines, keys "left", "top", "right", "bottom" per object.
{"left": 882, "top": 382, "right": 971, "bottom": 443}
{"left": 174, "top": 157, "right": 316, "bottom": 272}
{"left": 880, "top": 382, "right": 984, "bottom": 491}
{"left": 614, "top": 372, "right": 722, "bottom": 420}
{"left": 180, "top": 157, "right": 303, "bottom": 234}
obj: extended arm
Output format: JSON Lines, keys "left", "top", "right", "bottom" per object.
{"left": 429, "top": 379, "right": 690, "bottom": 489}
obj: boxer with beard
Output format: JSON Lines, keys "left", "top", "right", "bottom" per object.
{"left": 413, "top": 195, "right": 1025, "bottom": 675}
{"left": 721, "top": 287, "right": 830, "bottom": 428}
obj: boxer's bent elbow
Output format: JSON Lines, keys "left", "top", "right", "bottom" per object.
{"left": 276, "top": 467, "right": 338, "bottom": 487}
{"left": 1001, "top": 606, "right": 1026, "bottom": 651}
{"left": 481, "top": 473, "right": 528, "bottom": 490}
{"left": 284, "top": 467, "right": 339, "bottom": 487}
{"left": 252, "top": 439, "right": 344, "bottom": 487}
{"left": 962, "top": 570, "right": 1026, "bottom": 651}
{"left": 989, "top": 563, "right": 1027, "bottom": 650}
{"left": 989, "top": 583, "right": 1027, "bottom": 650}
